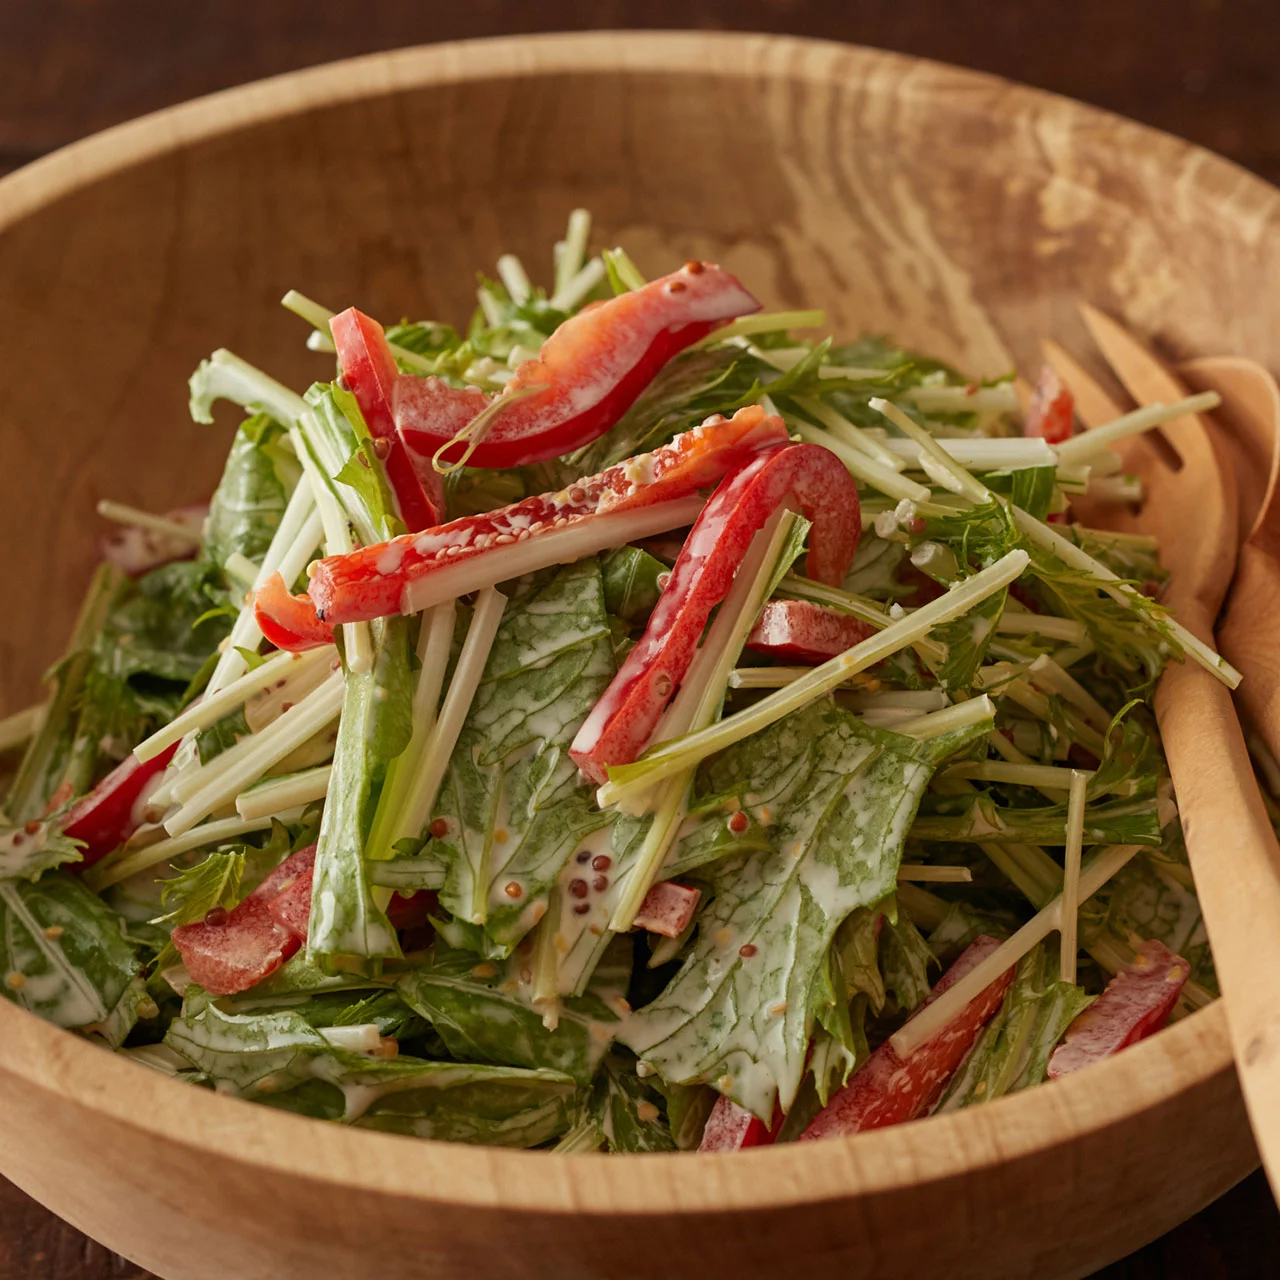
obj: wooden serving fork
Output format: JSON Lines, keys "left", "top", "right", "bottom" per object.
{"left": 1044, "top": 310, "right": 1280, "bottom": 1200}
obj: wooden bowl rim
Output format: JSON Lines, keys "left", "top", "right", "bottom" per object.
{"left": 0, "top": 31, "right": 1258, "bottom": 1215}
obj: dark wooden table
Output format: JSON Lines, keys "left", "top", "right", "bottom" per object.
{"left": 2, "top": 2, "right": 1279, "bottom": 1276}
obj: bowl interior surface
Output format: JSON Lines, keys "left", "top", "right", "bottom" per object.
{"left": 0, "top": 32, "right": 1273, "bottom": 1280}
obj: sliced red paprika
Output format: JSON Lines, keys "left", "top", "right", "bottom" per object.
{"left": 571, "top": 441, "right": 862, "bottom": 784}
{"left": 1025, "top": 364, "right": 1076, "bottom": 444}
{"left": 330, "top": 308, "right": 446, "bottom": 527}
{"left": 633, "top": 881, "right": 701, "bottom": 938}
{"left": 697, "top": 1095, "right": 785, "bottom": 1153}
{"left": 800, "top": 935, "right": 1013, "bottom": 1141}
{"left": 394, "top": 261, "right": 761, "bottom": 470}
{"left": 745, "top": 600, "right": 875, "bottom": 663}
{"left": 63, "top": 743, "right": 180, "bottom": 870}
{"left": 258, "top": 406, "right": 788, "bottom": 640}
{"left": 172, "top": 844, "right": 316, "bottom": 996}
{"left": 1047, "top": 939, "right": 1189, "bottom": 1080}
{"left": 255, "top": 569, "right": 336, "bottom": 651}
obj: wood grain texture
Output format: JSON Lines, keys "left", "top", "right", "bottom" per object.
{"left": 0, "top": 22, "right": 1278, "bottom": 1280}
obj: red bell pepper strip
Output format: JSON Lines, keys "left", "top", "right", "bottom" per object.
{"left": 254, "top": 570, "right": 337, "bottom": 651}
{"left": 633, "top": 881, "right": 701, "bottom": 938}
{"left": 570, "top": 441, "right": 862, "bottom": 784}
{"left": 1047, "top": 939, "right": 1189, "bottom": 1079}
{"left": 745, "top": 600, "right": 875, "bottom": 663}
{"left": 101, "top": 503, "right": 208, "bottom": 578}
{"left": 393, "top": 261, "right": 761, "bottom": 470}
{"left": 1024, "top": 364, "right": 1076, "bottom": 444}
{"left": 62, "top": 743, "right": 180, "bottom": 870}
{"left": 330, "top": 308, "right": 446, "bottom": 528}
{"left": 172, "top": 845, "right": 316, "bottom": 996}
{"left": 386, "top": 888, "right": 438, "bottom": 933}
{"left": 697, "top": 1094, "right": 785, "bottom": 1153}
{"left": 800, "top": 935, "right": 1013, "bottom": 1141}
{"left": 257, "top": 406, "right": 789, "bottom": 641}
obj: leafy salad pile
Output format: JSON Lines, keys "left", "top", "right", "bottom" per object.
{"left": 0, "top": 212, "right": 1240, "bottom": 1152}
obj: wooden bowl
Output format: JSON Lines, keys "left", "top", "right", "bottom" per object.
{"left": 0, "top": 32, "right": 1273, "bottom": 1280}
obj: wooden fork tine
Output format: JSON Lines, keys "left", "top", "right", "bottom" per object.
{"left": 1078, "top": 302, "right": 1195, "bottom": 408}
{"left": 1039, "top": 337, "right": 1126, "bottom": 429}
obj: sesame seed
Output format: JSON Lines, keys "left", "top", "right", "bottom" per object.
{"left": 5, "top": 972, "right": 25, "bottom": 991}
{"left": 636, "top": 1100, "right": 660, "bottom": 1122}
{"left": 471, "top": 962, "right": 497, "bottom": 979}
{"left": 504, "top": 881, "right": 523, "bottom": 899}
{"left": 43, "top": 925, "right": 64, "bottom": 941}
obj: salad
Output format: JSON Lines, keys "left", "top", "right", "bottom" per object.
{"left": 0, "top": 211, "right": 1240, "bottom": 1153}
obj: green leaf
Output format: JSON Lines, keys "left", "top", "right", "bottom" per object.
{"left": 583, "top": 1051, "right": 677, "bottom": 1152}
{"left": 432, "top": 560, "right": 618, "bottom": 951}
{"left": 0, "top": 820, "right": 83, "bottom": 881}
{"left": 910, "top": 791, "right": 1161, "bottom": 846}
{"left": 0, "top": 873, "right": 139, "bottom": 1028}
{"left": 386, "top": 320, "right": 462, "bottom": 362}
{"left": 306, "top": 618, "right": 412, "bottom": 965}
{"left": 155, "top": 850, "right": 245, "bottom": 926}
{"left": 880, "top": 906, "right": 937, "bottom": 1013}
{"left": 397, "top": 947, "right": 615, "bottom": 1085}
{"left": 1019, "top": 527, "right": 1177, "bottom": 688}
{"left": 196, "top": 707, "right": 250, "bottom": 765}
{"left": 5, "top": 564, "right": 123, "bottom": 824}
{"left": 303, "top": 383, "right": 406, "bottom": 545}
{"left": 204, "top": 414, "right": 292, "bottom": 574}
{"left": 934, "top": 942, "right": 1093, "bottom": 1110}
{"left": 600, "top": 546, "right": 667, "bottom": 623}
{"left": 620, "top": 697, "right": 983, "bottom": 1120}
{"left": 165, "top": 989, "right": 574, "bottom": 1146}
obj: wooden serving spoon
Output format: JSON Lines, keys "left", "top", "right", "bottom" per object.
{"left": 1181, "top": 356, "right": 1280, "bottom": 545}
{"left": 1181, "top": 359, "right": 1280, "bottom": 765}
{"left": 1044, "top": 307, "right": 1280, "bottom": 1204}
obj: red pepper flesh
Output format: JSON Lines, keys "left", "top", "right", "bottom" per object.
{"left": 697, "top": 1095, "right": 785, "bottom": 1153}
{"left": 634, "top": 881, "right": 701, "bottom": 938}
{"left": 1047, "top": 939, "right": 1189, "bottom": 1079}
{"left": 258, "top": 406, "right": 788, "bottom": 640}
{"left": 745, "top": 600, "right": 875, "bottom": 663}
{"left": 63, "top": 744, "right": 180, "bottom": 870}
{"left": 1025, "top": 364, "right": 1076, "bottom": 444}
{"left": 330, "top": 308, "right": 446, "bottom": 527}
{"left": 394, "top": 262, "right": 761, "bottom": 470}
{"left": 800, "top": 935, "right": 1013, "bottom": 1141}
{"left": 255, "top": 570, "right": 336, "bottom": 651}
{"left": 571, "top": 441, "right": 862, "bottom": 783}
{"left": 172, "top": 845, "right": 316, "bottom": 996}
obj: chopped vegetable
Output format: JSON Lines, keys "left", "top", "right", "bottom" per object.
{"left": 1047, "top": 939, "right": 1190, "bottom": 1078}
{"left": 800, "top": 936, "right": 1013, "bottom": 1140}
{"left": 4, "top": 215, "right": 1238, "bottom": 1154}
{"left": 171, "top": 845, "right": 316, "bottom": 996}
{"left": 571, "top": 440, "right": 861, "bottom": 782}
{"left": 746, "top": 600, "right": 875, "bottom": 662}
{"left": 1024, "top": 365, "right": 1076, "bottom": 444}
{"left": 260, "top": 405, "right": 787, "bottom": 638}
{"left": 393, "top": 262, "right": 761, "bottom": 469}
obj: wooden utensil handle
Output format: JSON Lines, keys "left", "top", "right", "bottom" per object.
{"left": 1157, "top": 654, "right": 1280, "bottom": 1189}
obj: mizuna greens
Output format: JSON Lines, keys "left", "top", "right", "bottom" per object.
{"left": 0, "top": 211, "right": 1240, "bottom": 1152}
